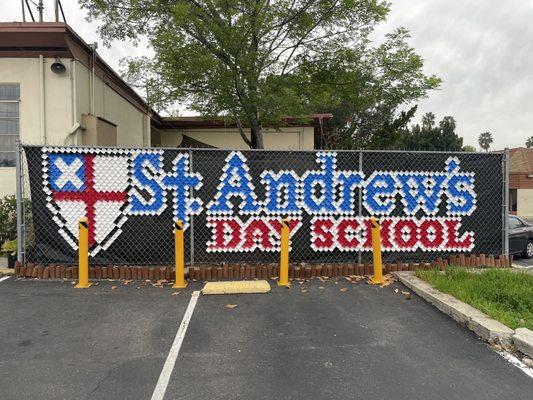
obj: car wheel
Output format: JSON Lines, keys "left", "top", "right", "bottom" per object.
{"left": 524, "top": 241, "right": 533, "bottom": 259}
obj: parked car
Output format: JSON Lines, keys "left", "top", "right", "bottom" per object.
{"left": 509, "top": 216, "right": 533, "bottom": 258}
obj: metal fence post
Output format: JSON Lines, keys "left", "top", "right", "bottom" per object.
{"left": 189, "top": 149, "right": 195, "bottom": 267}
{"left": 15, "top": 140, "right": 23, "bottom": 263}
{"left": 357, "top": 150, "right": 363, "bottom": 265}
{"left": 503, "top": 148, "right": 510, "bottom": 257}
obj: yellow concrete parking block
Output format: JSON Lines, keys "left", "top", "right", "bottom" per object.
{"left": 202, "top": 280, "right": 271, "bottom": 295}
{"left": 0, "top": 268, "right": 14, "bottom": 275}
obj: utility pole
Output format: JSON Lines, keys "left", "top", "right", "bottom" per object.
{"left": 54, "top": 0, "right": 59, "bottom": 22}
{"left": 21, "top": 0, "right": 26, "bottom": 22}
{"left": 37, "top": 0, "right": 44, "bottom": 22}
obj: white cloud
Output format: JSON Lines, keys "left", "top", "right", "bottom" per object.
{"left": 3, "top": 0, "right": 533, "bottom": 149}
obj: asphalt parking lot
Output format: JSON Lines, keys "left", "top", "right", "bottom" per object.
{"left": 0, "top": 276, "right": 531, "bottom": 400}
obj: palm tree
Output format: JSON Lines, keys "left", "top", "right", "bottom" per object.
{"left": 526, "top": 136, "right": 533, "bottom": 148}
{"left": 478, "top": 132, "right": 493, "bottom": 152}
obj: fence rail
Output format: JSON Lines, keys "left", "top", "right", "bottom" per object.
{"left": 17, "top": 143, "right": 509, "bottom": 267}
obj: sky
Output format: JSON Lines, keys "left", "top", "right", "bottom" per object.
{"left": 2, "top": 0, "right": 533, "bottom": 150}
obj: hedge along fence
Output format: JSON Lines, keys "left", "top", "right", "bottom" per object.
{"left": 19, "top": 145, "right": 507, "bottom": 270}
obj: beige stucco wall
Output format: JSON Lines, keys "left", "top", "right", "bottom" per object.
{"left": 0, "top": 57, "right": 70, "bottom": 146}
{"left": 0, "top": 57, "right": 149, "bottom": 196}
{"left": 517, "top": 189, "right": 533, "bottom": 217}
{"left": 0, "top": 168, "right": 16, "bottom": 197}
{"left": 75, "top": 62, "right": 149, "bottom": 147}
{"left": 160, "top": 126, "right": 315, "bottom": 150}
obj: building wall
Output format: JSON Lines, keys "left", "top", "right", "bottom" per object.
{"left": 517, "top": 189, "right": 533, "bottom": 217}
{"left": 74, "top": 62, "right": 149, "bottom": 147}
{"left": 509, "top": 173, "right": 533, "bottom": 189}
{"left": 0, "top": 168, "right": 16, "bottom": 197}
{"left": 0, "top": 57, "right": 71, "bottom": 146}
{"left": 0, "top": 57, "right": 149, "bottom": 196}
{"left": 160, "top": 126, "right": 315, "bottom": 150}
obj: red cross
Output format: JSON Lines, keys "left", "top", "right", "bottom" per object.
{"left": 53, "top": 155, "right": 126, "bottom": 247}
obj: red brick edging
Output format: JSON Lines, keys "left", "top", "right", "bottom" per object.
{"left": 13, "top": 253, "right": 513, "bottom": 282}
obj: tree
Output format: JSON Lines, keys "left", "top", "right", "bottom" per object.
{"left": 526, "top": 136, "right": 533, "bottom": 148}
{"left": 81, "top": 0, "right": 440, "bottom": 149}
{"left": 462, "top": 145, "right": 476, "bottom": 152}
{"left": 399, "top": 113, "right": 463, "bottom": 151}
{"left": 478, "top": 132, "right": 493, "bottom": 152}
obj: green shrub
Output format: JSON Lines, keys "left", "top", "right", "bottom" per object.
{"left": 0, "top": 195, "right": 17, "bottom": 247}
{"left": 1, "top": 239, "right": 16, "bottom": 255}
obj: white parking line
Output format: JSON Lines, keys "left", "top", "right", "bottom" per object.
{"left": 498, "top": 351, "right": 533, "bottom": 379}
{"left": 0, "top": 276, "right": 10, "bottom": 284}
{"left": 151, "top": 290, "right": 201, "bottom": 400}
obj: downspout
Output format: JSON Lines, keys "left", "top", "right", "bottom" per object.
{"left": 90, "top": 57, "right": 94, "bottom": 115}
{"left": 65, "top": 59, "right": 81, "bottom": 145}
{"left": 145, "top": 111, "right": 151, "bottom": 147}
{"left": 71, "top": 60, "right": 76, "bottom": 127}
{"left": 89, "top": 43, "right": 98, "bottom": 115}
{"left": 39, "top": 55, "right": 46, "bottom": 145}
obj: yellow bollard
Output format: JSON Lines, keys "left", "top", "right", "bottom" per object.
{"left": 172, "top": 220, "right": 187, "bottom": 289}
{"left": 370, "top": 217, "right": 385, "bottom": 284}
{"left": 278, "top": 218, "right": 290, "bottom": 287}
{"left": 75, "top": 217, "right": 92, "bottom": 288}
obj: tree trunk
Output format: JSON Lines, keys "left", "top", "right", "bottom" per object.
{"left": 250, "top": 118, "right": 264, "bottom": 149}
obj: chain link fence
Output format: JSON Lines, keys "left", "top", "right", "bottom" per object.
{"left": 17, "top": 143, "right": 508, "bottom": 267}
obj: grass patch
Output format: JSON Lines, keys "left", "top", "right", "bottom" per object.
{"left": 415, "top": 267, "right": 533, "bottom": 330}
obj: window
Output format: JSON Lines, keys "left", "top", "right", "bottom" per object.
{"left": 509, "top": 216, "right": 523, "bottom": 230}
{"left": 0, "top": 84, "right": 20, "bottom": 167}
{"left": 510, "top": 189, "right": 517, "bottom": 212}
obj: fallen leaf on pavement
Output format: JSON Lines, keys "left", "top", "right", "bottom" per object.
{"left": 401, "top": 290, "right": 411, "bottom": 300}
{"left": 225, "top": 304, "right": 238, "bottom": 309}
{"left": 111, "top": 286, "right": 117, "bottom": 290}
{"left": 394, "top": 288, "right": 399, "bottom": 293}
{"left": 318, "top": 286, "right": 325, "bottom": 290}
{"left": 172, "top": 292, "right": 181, "bottom": 296}
{"left": 301, "top": 289, "right": 308, "bottom": 293}
{"left": 340, "top": 287, "right": 348, "bottom": 292}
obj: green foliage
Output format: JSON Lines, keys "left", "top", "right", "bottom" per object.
{"left": 80, "top": 0, "right": 440, "bottom": 148}
{"left": 0, "top": 195, "right": 16, "bottom": 248}
{"left": 478, "top": 131, "right": 493, "bottom": 152}
{"left": 398, "top": 113, "right": 464, "bottom": 151}
{"left": 462, "top": 145, "right": 476, "bottom": 152}
{"left": 415, "top": 267, "right": 533, "bottom": 330}
{"left": 1, "top": 239, "right": 16, "bottom": 256}
{"left": 526, "top": 136, "right": 533, "bottom": 148}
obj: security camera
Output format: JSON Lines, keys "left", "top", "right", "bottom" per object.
{"left": 51, "top": 58, "right": 66, "bottom": 74}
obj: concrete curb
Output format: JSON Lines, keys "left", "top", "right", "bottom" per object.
{"left": 511, "top": 264, "right": 533, "bottom": 274}
{"left": 513, "top": 328, "right": 533, "bottom": 359}
{"left": 393, "top": 271, "right": 514, "bottom": 346}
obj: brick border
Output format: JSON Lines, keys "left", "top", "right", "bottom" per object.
{"left": 13, "top": 253, "right": 513, "bottom": 282}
